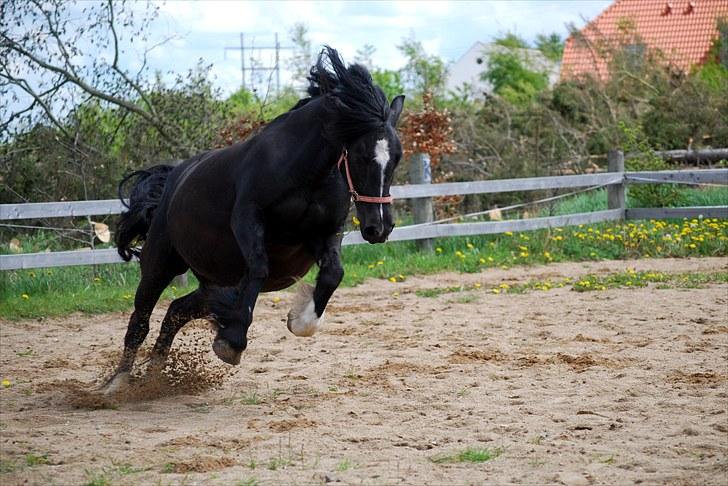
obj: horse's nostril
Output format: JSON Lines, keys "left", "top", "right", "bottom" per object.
{"left": 363, "top": 225, "right": 380, "bottom": 238}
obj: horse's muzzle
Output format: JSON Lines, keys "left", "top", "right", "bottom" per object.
{"left": 361, "top": 222, "right": 394, "bottom": 244}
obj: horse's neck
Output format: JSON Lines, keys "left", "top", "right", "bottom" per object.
{"left": 278, "top": 99, "right": 340, "bottom": 178}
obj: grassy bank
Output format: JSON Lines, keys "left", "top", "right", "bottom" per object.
{"left": 2, "top": 216, "right": 726, "bottom": 320}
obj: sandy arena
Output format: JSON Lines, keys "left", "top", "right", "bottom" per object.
{"left": 1, "top": 257, "right": 727, "bottom": 485}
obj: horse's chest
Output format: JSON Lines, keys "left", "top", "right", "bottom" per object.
{"left": 267, "top": 194, "right": 345, "bottom": 239}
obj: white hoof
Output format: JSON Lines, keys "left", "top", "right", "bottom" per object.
{"left": 287, "top": 283, "right": 324, "bottom": 337}
{"left": 101, "top": 371, "right": 130, "bottom": 395}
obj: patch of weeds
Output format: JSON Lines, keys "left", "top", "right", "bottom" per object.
{"left": 241, "top": 392, "right": 262, "bottom": 405}
{"left": 0, "top": 459, "right": 17, "bottom": 473}
{"left": 528, "top": 435, "right": 545, "bottom": 445}
{"left": 236, "top": 478, "right": 259, "bottom": 486}
{"left": 16, "top": 349, "right": 33, "bottom": 357}
{"left": 266, "top": 457, "right": 290, "bottom": 471}
{"left": 115, "top": 463, "right": 145, "bottom": 475}
{"left": 431, "top": 447, "right": 502, "bottom": 464}
{"left": 246, "top": 458, "right": 257, "bottom": 469}
{"left": 456, "top": 388, "right": 469, "bottom": 398}
{"left": 594, "top": 454, "right": 616, "bottom": 465}
{"left": 83, "top": 470, "right": 111, "bottom": 486}
{"left": 161, "top": 462, "right": 175, "bottom": 473}
{"left": 185, "top": 402, "right": 211, "bottom": 413}
{"left": 336, "top": 458, "right": 355, "bottom": 472}
{"left": 343, "top": 366, "right": 361, "bottom": 380}
{"left": 25, "top": 453, "right": 49, "bottom": 466}
{"left": 454, "top": 294, "right": 478, "bottom": 304}
{"left": 416, "top": 286, "right": 464, "bottom": 298}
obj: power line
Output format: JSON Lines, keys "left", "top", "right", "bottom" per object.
{"left": 224, "top": 33, "right": 293, "bottom": 93}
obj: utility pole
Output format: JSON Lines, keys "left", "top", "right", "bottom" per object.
{"left": 224, "top": 33, "right": 292, "bottom": 94}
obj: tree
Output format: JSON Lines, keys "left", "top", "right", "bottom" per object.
{"left": 354, "top": 44, "right": 376, "bottom": 71}
{"left": 288, "top": 23, "right": 313, "bottom": 87}
{"left": 535, "top": 33, "right": 564, "bottom": 62}
{"left": 398, "top": 37, "right": 447, "bottom": 100}
{"left": 482, "top": 50, "right": 548, "bottom": 106}
{"left": 371, "top": 69, "right": 404, "bottom": 102}
{"left": 0, "top": 0, "right": 231, "bottom": 204}
{"left": 0, "top": 1, "right": 193, "bottom": 152}
{"left": 493, "top": 32, "right": 529, "bottom": 49}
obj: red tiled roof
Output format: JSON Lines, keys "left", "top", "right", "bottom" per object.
{"left": 561, "top": 0, "right": 728, "bottom": 80}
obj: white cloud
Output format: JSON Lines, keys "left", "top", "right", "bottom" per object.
{"left": 145, "top": 0, "right": 612, "bottom": 95}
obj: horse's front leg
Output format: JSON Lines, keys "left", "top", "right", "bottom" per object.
{"left": 209, "top": 206, "right": 269, "bottom": 365}
{"left": 288, "top": 232, "right": 344, "bottom": 337}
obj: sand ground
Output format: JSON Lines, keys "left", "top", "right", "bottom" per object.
{"left": 1, "top": 257, "right": 727, "bottom": 485}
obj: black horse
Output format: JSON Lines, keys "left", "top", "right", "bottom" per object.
{"left": 104, "top": 47, "right": 404, "bottom": 392}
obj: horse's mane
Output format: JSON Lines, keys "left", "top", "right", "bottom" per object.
{"left": 306, "top": 46, "right": 390, "bottom": 144}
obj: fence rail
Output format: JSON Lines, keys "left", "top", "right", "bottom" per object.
{"left": 2, "top": 163, "right": 727, "bottom": 271}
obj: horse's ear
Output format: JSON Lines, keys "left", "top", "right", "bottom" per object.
{"left": 389, "top": 95, "right": 405, "bottom": 126}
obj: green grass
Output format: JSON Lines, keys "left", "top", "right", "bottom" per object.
{"left": 0, "top": 459, "right": 17, "bottom": 473}
{"left": 336, "top": 458, "right": 355, "bottom": 472}
{"left": 25, "top": 453, "right": 49, "bottom": 467}
{"left": 241, "top": 392, "right": 263, "bottom": 405}
{"left": 266, "top": 457, "right": 290, "bottom": 471}
{"left": 2, "top": 216, "right": 726, "bottom": 320}
{"left": 431, "top": 447, "right": 502, "bottom": 464}
{"left": 539, "top": 186, "right": 728, "bottom": 216}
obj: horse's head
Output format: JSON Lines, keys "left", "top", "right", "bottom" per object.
{"left": 345, "top": 96, "right": 404, "bottom": 243}
{"left": 307, "top": 46, "right": 406, "bottom": 244}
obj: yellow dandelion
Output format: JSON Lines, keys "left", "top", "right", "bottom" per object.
{"left": 491, "top": 288, "right": 500, "bottom": 294}
{"left": 388, "top": 276, "right": 397, "bottom": 283}
{"left": 504, "top": 231, "right": 513, "bottom": 236}
{"left": 466, "top": 242, "right": 474, "bottom": 249}
{"left": 479, "top": 257, "right": 486, "bottom": 264}
{"left": 272, "top": 296, "right": 281, "bottom": 303}
{"left": 499, "top": 283, "right": 510, "bottom": 289}
{"left": 352, "top": 216, "right": 360, "bottom": 226}
{"left": 377, "top": 260, "right": 384, "bottom": 265}
{"left": 21, "top": 293, "right": 29, "bottom": 300}
{"left": 474, "top": 283, "right": 482, "bottom": 289}
{"left": 435, "top": 247, "right": 443, "bottom": 253}
{"left": 1, "top": 379, "right": 11, "bottom": 388}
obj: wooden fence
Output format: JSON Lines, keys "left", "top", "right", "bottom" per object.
{"left": 2, "top": 151, "right": 727, "bottom": 271}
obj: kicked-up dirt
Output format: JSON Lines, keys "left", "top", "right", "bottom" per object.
{"left": 1, "top": 257, "right": 727, "bottom": 485}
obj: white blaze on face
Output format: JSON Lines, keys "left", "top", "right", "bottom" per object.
{"left": 374, "top": 138, "right": 390, "bottom": 219}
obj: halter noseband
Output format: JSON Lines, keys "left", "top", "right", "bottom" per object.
{"left": 336, "top": 149, "right": 393, "bottom": 204}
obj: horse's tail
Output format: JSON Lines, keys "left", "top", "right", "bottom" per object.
{"left": 115, "top": 165, "right": 175, "bottom": 261}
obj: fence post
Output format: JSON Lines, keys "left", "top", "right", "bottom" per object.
{"left": 607, "top": 149, "right": 625, "bottom": 219}
{"left": 408, "top": 152, "right": 434, "bottom": 251}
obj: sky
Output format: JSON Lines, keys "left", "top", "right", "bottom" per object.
{"left": 147, "top": 0, "right": 614, "bottom": 95}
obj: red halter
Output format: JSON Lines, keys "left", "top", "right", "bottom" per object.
{"left": 336, "top": 149, "right": 393, "bottom": 204}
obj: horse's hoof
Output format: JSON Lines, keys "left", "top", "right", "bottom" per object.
{"left": 212, "top": 339, "right": 242, "bottom": 365}
{"left": 287, "top": 283, "right": 324, "bottom": 337}
{"left": 99, "top": 372, "right": 130, "bottom": 395}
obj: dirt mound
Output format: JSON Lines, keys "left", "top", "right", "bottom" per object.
{"left": 35, "top": 327, "right": 236, "bottom": 409}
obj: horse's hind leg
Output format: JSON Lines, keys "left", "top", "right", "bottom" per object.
{"left": 147, "top": 288, "right": 208, "bottom": 372}
{"left": 102, "top": 246, "right": 184, "bottom": 393}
